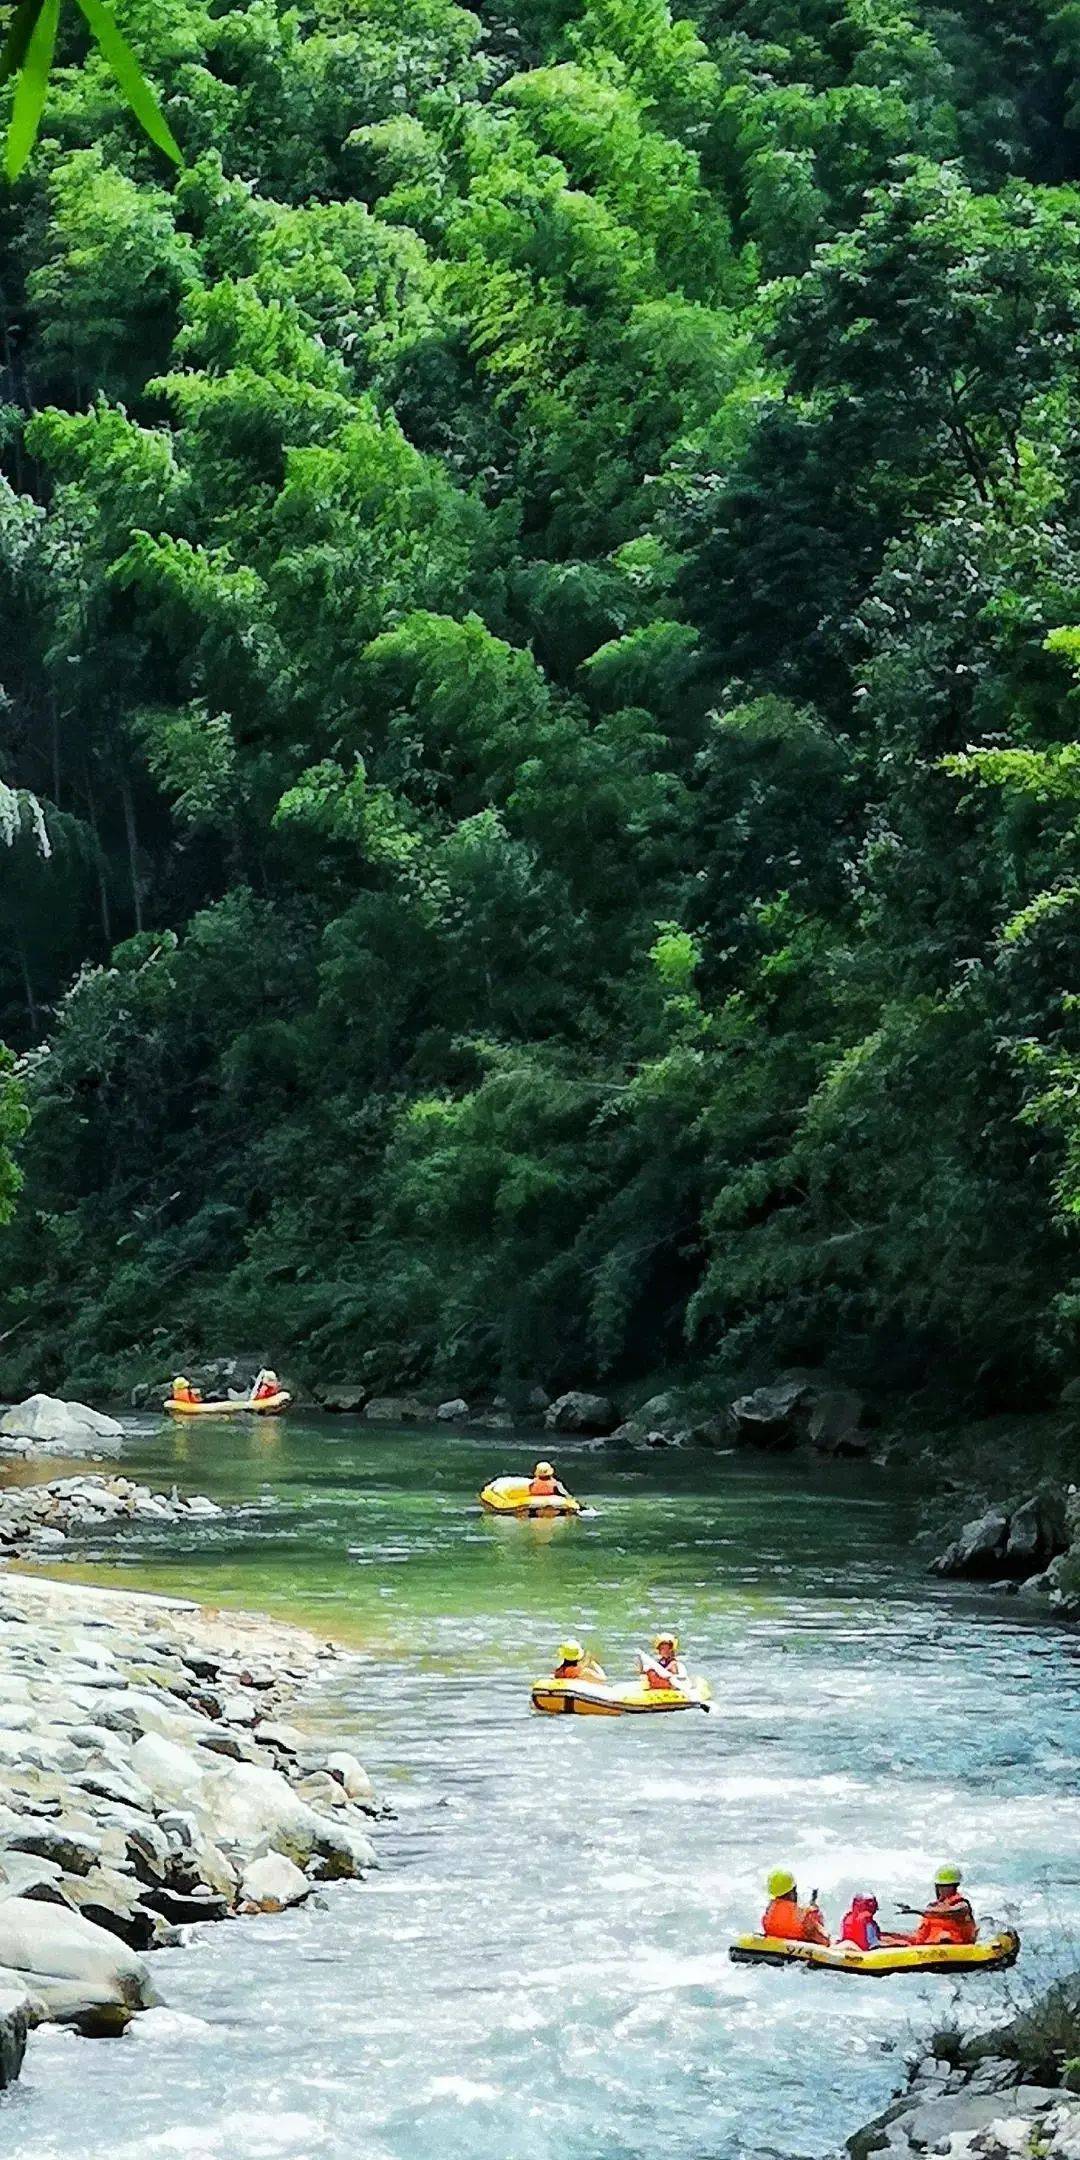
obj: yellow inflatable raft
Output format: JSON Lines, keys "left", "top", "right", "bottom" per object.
{"left": 728, "top": 1929, "right": 1019, "bottom": 1977}
{"left": 479, "top": 1476, "right": 582, "bottom": 1517}
{"left": 531, "top": 1676, "right": 711, "bottom": 1716}
{"left": 163, "top": 1391, "right": 291, "bottom": 1417}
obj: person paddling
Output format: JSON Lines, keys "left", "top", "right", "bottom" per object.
{"left": 894, "top": 1865, "right": 977, "bottom": 1946}
{"left": 250, "top": 1368, "right": 281, "bottom": 1403}
{"left": 637, "top": 1632, "right": 687, "bottom": 1691}
{"left": 761, "top": 1869, "right": 830, "bottom": 1946}
{"left": 528, "top": 1460, "right": 571, "bottom": 1505}
{"left": 551, "top": 1639, "right": 606, "bottom": 1682}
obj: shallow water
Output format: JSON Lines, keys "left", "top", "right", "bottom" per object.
{"left": 2, "top": 1418, "right": 1078, "bottom": 2160}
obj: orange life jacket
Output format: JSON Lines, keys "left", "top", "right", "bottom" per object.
{"left": 172, "top": 1380, "right": 193, "bottom": 1402}
{"left": 554, "top": 1660, "right": 581, "bottom": 1679}
{"left": 253, "top": 1380, "right": 278, "bottom": 1401}
{"left": 763, "top": 1896, "right": 829, "bottom": 1946}
{"left": 913, "top": 1897, "right": 976, "bottom": 1947}
{"left": 529, "top": 1476, "right": 558, "bottom": 1496}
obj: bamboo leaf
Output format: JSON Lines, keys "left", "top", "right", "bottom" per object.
{"left": 71, "top": 0, "right": 182, "bottom": 164}
{"left": 4, "top": 0, "right": 60, "bottom": 182}
{"left": 0, "top": 0, "right": 46, "bottom": 89}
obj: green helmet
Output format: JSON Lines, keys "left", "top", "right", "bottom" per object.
{"left": 934, "top": 1864, "right": 962, "bottom": 1886}
{"left": 767, "top": 1868, "right": 796, "bottom": 1897}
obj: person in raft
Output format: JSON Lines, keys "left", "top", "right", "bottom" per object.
{"left": 551, "top": 1639, "right": 606, "bottom": 1682}
{"left": 838, "top": 1894, "right": 910, "bottom": 1951}
{"left": 894, "top": 1865, "right": 977, "bottom": 1946}
{"left": 170, "top": 1376, "right": 202, "bottom": 1404}
{"left": 250, "top": 1369, "right": 281, "bottom": 1403}
{"left": 637, "top": 1632, "right": 688, "bottom": 1690}
{"left": 761, "top": 1869, "right": 830, "bottom": 1946}
{"left": 528, "top": 1460, "right": 571, "bottom": 1501}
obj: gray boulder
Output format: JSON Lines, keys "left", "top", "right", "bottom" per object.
{"left": 686, "top": 1415, "right": 730, "bottom": 1449}
{"left": 210, "top": 1760, "right": 374, "bottom": 1874}
{"left": 436, "top": 1398, "right": 470, "bottom": 1422}
{"left": 0, "top": 1853, "right": 66, "bottom": 1902}
{"left": 636, "top": 1393, "right": 677, "bottom": 1430}
{"left": 0, "top": 1896, "right": 157, "bottom": 2032}
{"left": 1005, "top": 1487, "right": 1068, "bottom": 1572}
{"left": 240, "top": 1853, "right": 309, "bottom": 1913}
{"left": 729, "top": 1380, "right": 807, "bottom": 1450}
{"left": 806, "top": 1387, "right": 866, "bottom": 1455}
{"left": 932, "top": 1508, "right": 1009, "bottom": 1578}
{"left": 3, "top": 1824, "right": 102, "bottom": 1875}
{"left": 544, "top": 1391, "right": 617, "bottom": 1435}
{"left": 317, "top": 1384, "right": 367, "bottom": 1415}
{"left": 325, "top": 1751, "right": 375, "bottom": 1806}
{"left": 363, "top": 1396, "right": 434, "bottom": 1424}
{"left": 0, "top": 1987, "right": 31, "bottom": 2087}
{"left": 61, "top": 1869, "right": 159, "bottom": 1951}
{"left": 0, "top": 1395, "right": 124, "bottom": 1454}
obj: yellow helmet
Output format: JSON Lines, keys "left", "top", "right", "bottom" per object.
{"left": 654, "top": 1631, "right": 679, "bottom": 1651}
{"left": 535, "top": 1460, "right": 555, "bottom": 1478}
{"left": 767, "top": 1868, "right": 796, "bottom": 1897}
{"left": 935, "top": 1864, "right": 962, "bottom": 1886}
{"left": 558, "top": 1640, "right": 583, "bottom": 1662}
{"left": 174, "top": 1377, "right": 189, "bottom": 1388}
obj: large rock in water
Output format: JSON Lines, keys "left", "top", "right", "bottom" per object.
{"left": 0, "top": 1395, "right": 123, "bottom": 1452}
{"left": 317, "top": 1383, "right": 367, "bottom": 1415}
{"left": 0, "top": 1988, "right": 30, "bottom": 2088}
{"left": 240, "top": 1853, "right": 310, "bottom": 1913}
{"left": 211, "top": 1761, "right": 376, "bottom": 1874}
{"left": 0, "top": 1897, "right": 157, "bottom": 2033}
{"left": 729, "top": 1380, "right": 807, "bottom": 1450}
{"left": 544, "top": 1391, "right": 617, "bottom": 1435}
{"left": 932, "top": 1508, "right": 1009, "bottom": 1577}
{"left": 363, "top": 1396, "right": 434, "bottom": 1424}
{"left": 806, "top": 1388, "right": 866, "bottom": 1456}
{"left": 1005, "top": 1486, "right": 1068, "bottom": 1572}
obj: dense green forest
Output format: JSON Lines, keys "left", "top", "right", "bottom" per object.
{"left": 4, "top": 0, "right": 1080, "bottom": 1404}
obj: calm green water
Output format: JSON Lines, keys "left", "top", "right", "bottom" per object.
{"left": 36, "top": 1413, "right": 920, "bottom": 1649}
{"left": 5, "top": 1415, "right": 1080, "bottom": 2160}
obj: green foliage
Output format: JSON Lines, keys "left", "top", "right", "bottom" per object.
{"left": 6, "top": 0, "right": 1080, "bottom": 1404}
{"left": 1, "top": 0, "right": 180, "bottom": 180}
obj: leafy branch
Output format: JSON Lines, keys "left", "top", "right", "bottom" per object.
{"left": 0, "top": 0, "right": 181, "bottom": 180}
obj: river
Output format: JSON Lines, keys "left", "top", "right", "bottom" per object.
{"left": 1, "top": 1416, "right": 1078, "bottom": 2160}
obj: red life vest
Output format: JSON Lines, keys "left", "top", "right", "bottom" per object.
{"left": 529, "top": 1476, "right": 557, "bottom": 1496}
{"left": 840, "top": 1898, "right": 879, "bottom": 1950}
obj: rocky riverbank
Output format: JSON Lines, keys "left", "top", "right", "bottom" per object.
{"left": 0, "top": 1566, "right": 380, "bottom": 2079}
{"left": 844, "top": 1980, "right": 1080, "bottom": 2156}
{"left": 0, "top": 1471, "right": 222, "bottom": 1559}
{"left": 929, "top": 1481, "right": 1080, "bottom": 1617}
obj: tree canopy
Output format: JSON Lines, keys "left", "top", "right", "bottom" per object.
{"left": 3, "top": 0, "right": 1080, "bottom": 1406}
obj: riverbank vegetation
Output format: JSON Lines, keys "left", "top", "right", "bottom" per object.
{"left": 5, "top": 1, "right": 1080, "bottom": 1407}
